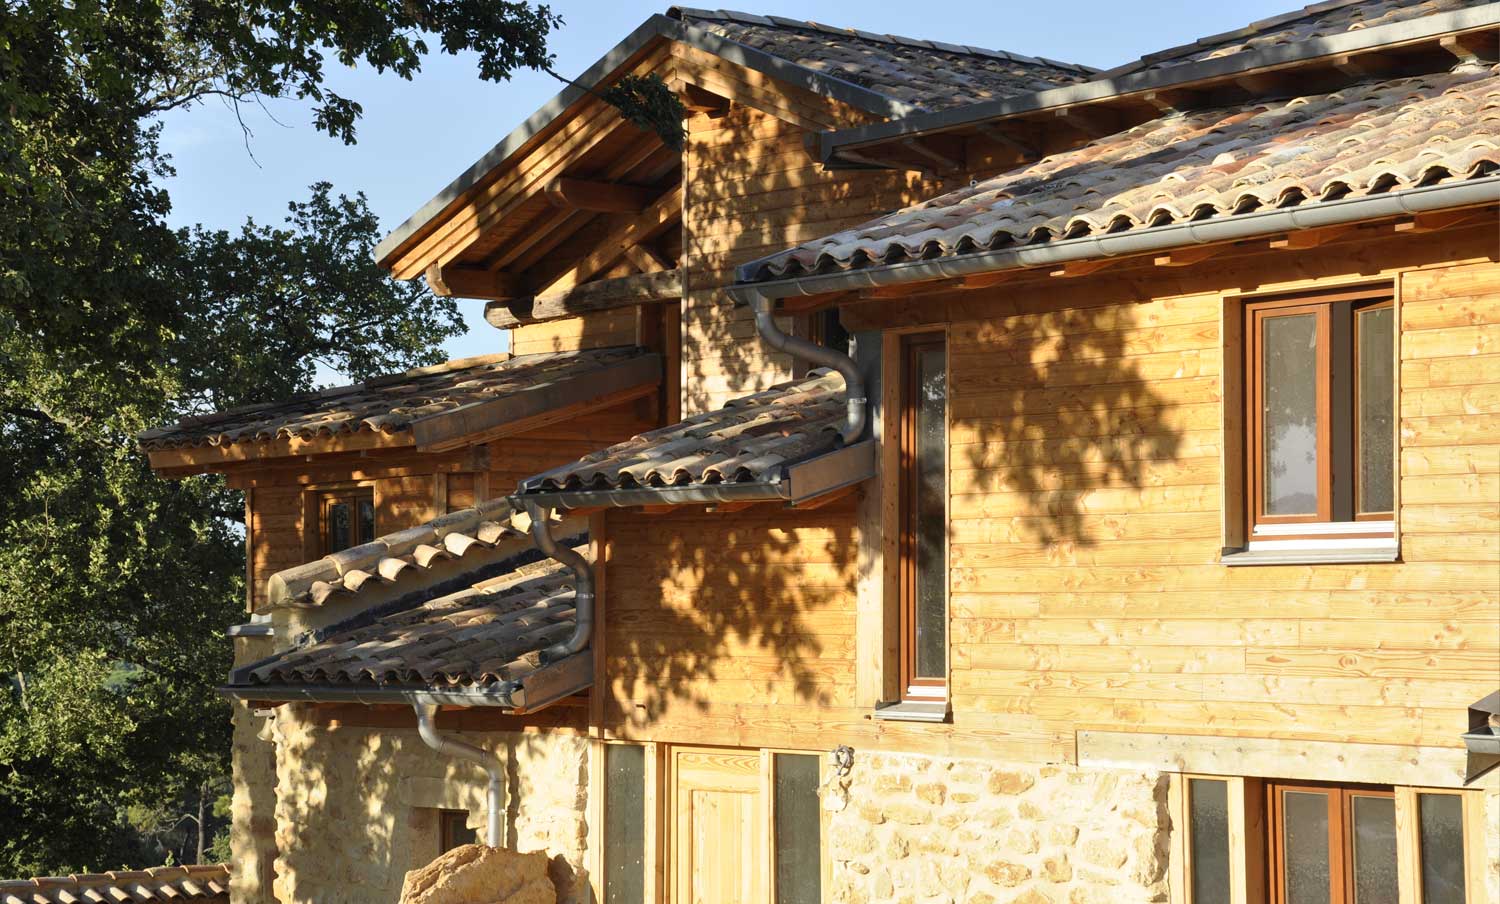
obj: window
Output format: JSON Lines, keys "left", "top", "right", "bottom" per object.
{"left": 1242, "top": 287, "right": 1395, "bottom": 551}
{"left": 899, "top": 333, "right": 947, "bottom": 700}
{"left": 439, "top": 809, "right": 477, "bottom": 852}
{"left": 772, "top": 753, "right": 823, "bottom": 904}
{"left": 1267, "top": 782, "right": 1397, "bottom": 904}
{"left": 319, "top": 488, "right": 375, "bottom": 555}
{"left": 1186, "top": 778, "right": 1232, "bottom": 904}
{"left": 1414, "top": 791, "right": 1468, "bottom": 904}
{"left": 603, "top": 743, "right": 647, "bottom": 904}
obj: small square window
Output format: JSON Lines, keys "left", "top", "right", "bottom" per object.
{"left": 319, "top": 488, "right": 375, "bottom": 556}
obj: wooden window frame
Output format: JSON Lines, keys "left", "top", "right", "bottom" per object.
{"left": 316, "top": 486, "right": 375, "bottom": 557}
{"left": 1265, "top": 780, "right": 1395, "bottom": 904}
{"left": 438, "top": 808, "right": 476, "bottom": 853}
{"left": 589, "top": 739, "right": 663, "bottom": 904}
{"left": 898, "top": 332, "right": 948, "bottom": 701}
{"left": 1243, "top": 286, "right": 1395, "bottom": 543}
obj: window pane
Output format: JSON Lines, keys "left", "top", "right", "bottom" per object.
{"left": 604, "top": 745, "right": 646, "bottom": 904}
{"left": 1262, "top": 313, "right": 1320, "bottom": 516}
{"left": 1283, "top": 790, "right": 1332, "bottom": 904}
{"left": 357, "top": 496, "right": 376, "bottom": 545}
{"left": 1356, "top": 306, "right": 1394, "bottom": 514}
{"left": 913, "top": 345, "right": 946, "bottom": 679}
{"left": 326, "top": 502, "right": 351, "bottom": 553}
{"left": 1351, "top": 795, "right": 1397, "bottom": 904}
{"left": 440, "top": 810, "right": 477, "bottom": 852}
{"left": 1418, "top": 793, "right": 1466, "bottom": 904}
{"left": 774, "top": 754, "right": 822, "bottom": 904}
{"left": 1188, "top": 779, "right": 1230, "bottom": 904}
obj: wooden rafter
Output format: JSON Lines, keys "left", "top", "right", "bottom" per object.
{"left": 425, "top": 263, "right": 524, "bottom": 300}
{"left": 536, "top": 183, "right": 683, "bottom": 296}
{"left": 545, "top": 177, "right": 659, "bottom": 213}
{"left": 484, "top": 269, "right": 683, "bottom": 328}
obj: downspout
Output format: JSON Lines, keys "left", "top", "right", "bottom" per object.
{"left": 412, "top": 703, "right": 502, "bottom": 847}
{"left": 523, "top": 500, "right": 594, "bottom": 661}
{"left": 738, "top": 289, "right": 867, "bottom": 444}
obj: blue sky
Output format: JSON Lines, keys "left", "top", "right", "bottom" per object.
{"left": 157, "top": 0, "right": 1292, "bottom": 370}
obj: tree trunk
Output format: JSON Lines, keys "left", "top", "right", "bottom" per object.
{"left": 196, "top": 783, "right": 207, "bottom": 864}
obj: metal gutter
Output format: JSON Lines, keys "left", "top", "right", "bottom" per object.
{"left": 817, "top": 4, "right": 1500, "bottom": 163}
{"left": 734, "top": 177, "right": 1500, "bottom": 296}
{"left": 510, "top": 440, "right": 876, "bottom": 511}
{"left": 414, "top": 703, "right": 504, "bottom": 847}
{"left": 374, "top": 12, "right": 923, "bottom": 266}
{"left": 219, "top": 650, "right": 593, "bottom": 712}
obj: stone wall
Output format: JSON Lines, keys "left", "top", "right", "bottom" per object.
{"left": 268, "top": 707, "right": 589, "bottom": 904}
{"left": 228, "top": 635, "right": 279, "bottom": 904}
{"left": 823, "top": 751, "right": 1170, "bottom": 904}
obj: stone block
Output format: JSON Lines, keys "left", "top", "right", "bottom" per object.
{"left": 399, "top": 844, "right": 555, "bottom": 904}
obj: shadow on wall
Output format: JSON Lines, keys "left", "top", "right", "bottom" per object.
{"left": 604, "top": 503, "right": 860, "bottom": 729}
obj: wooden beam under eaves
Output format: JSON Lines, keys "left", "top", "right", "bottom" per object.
{"left": 538, "top": 183, "right": 683, "bottom": 296}
{"left": 426, "top": 263, "right": 524, "bottom": 300}
{"left": 484, "top": 268, "right": 683, "bottom": 328}
{"left": 544, "top": 177, "right": 659, "bottom": 214}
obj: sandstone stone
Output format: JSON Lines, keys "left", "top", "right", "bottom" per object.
{"left": 981, "top": 861, "right": 1030, "bottom": 887}
{"left": 987, "top": 771, "right": 1035, "bottom": 795}
{"left": 399, "top": 845, "right": 555, "bottom": 904}
{"left": 1005, "top": 828, "right": 1039, "bottom": 855}
{"left": 916, "top": 782, "right": 949, "bottom": 806}
{"left": 886, "top": 802, "right": 933, "bottom": 826}
{"left": 1048, "top": 824, "right": 1080, "bottom": 846}
{"left": 1081, "top": 837, "right": 1129, "bottom": 870}
{"left": 876, "top": 774, "right": 913, "bottom": 794}
{"left": 1043, "top": 855, "right": 1072, "bottom": 883}
{"left": 1014, "top": 890, "right": 1055, "bottom": 904}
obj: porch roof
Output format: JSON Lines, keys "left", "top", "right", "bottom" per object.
{"left": 228, "top": 551, "right": 589, "bottom": 712}
{"left": 0, "top": 865, "right": 229, "bottom": 904}
{"left": 514, "top": 369, "right": 871, "bottom": 509}
{"left": 739, "top": 64, "right": 1500, "bottom": 283}
{"left": 138, "top": 346, "right": 659, "bottom": 462}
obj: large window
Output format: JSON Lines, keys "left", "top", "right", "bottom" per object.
{"left": 318, "top": 487, "right": 375, "bottom": 555}
{"left": 1244, "top": 287, "right": 1395, "bottom": 547}
{"left": 899, "top": 333, "right": 947, "bottom": 699}
{"left": 1268, "top": 782, "right": 1397, "bottom": 904}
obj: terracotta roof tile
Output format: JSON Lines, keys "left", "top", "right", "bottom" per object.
{"left": 0, "top": 865, "right": 229, "bottom": 904}
{"left": 138, "top": 347, "right": 650, "bottom": 451}
{"left": 235, "top": 554, "right": 578, "bottom": 692}
{"left": 519, "top": 369, "right": 847, "bottom": 492}
{"left": 1104, "top": 0, "right": 1491, "bottom": 77}
{"left": 743, "top": 65, "right": 1500, "bottom": 281}
{"left": 672, "top": 8, "right": 1096, "bottom": 111}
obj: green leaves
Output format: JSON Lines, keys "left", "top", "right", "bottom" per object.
{"left": 600, "top": 74, "right": 688, "bottom": 151}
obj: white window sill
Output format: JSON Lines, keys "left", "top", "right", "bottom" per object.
{"left": 1221, "top": 544, "right": 1399, "bottom": 566}
{"left": 872, "top": 700, "right": 949, "bottom": 723}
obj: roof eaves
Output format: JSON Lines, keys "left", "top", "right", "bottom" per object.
{"left": 818, "top": 2, "right": 1500, "bottom": 162}
{"left": 375, "top": 10, "right": 930, "bottom": 269}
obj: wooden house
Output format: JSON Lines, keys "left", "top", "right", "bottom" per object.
{"left": 151, "top": 2, "right": 1500, "bottom": 902}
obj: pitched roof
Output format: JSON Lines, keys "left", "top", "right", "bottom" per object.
{"left": 232, "top": 554, "right": 578, "bottom": 696}
{"left": 0, "top": 865, "right": 229, "bottom": 904}
{"left": 1101, "top": 0, "right": 1490, "bottom": 78}
{"left": 741, "top": 65, "right": 1500, "bottom": 282}
{"left": 670, "top": 8, "right": 1096, "bottom": 111}
{"left": 265, "top": 497, "right": 529, "bottom": 609}
{"left": 519, "top": 369, "right": 847, "bottom": 493}
{"left": 139, "top": 347, "right": 659, "bottom": 455}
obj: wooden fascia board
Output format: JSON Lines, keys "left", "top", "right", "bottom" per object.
{"left": 410, "top": 353, "right": 664, "bottom": 452}
{"left": 145, "top": 429, "right": 417, "bottom": 476}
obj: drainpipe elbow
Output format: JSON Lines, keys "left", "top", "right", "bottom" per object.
{"left": 413, "top": 703, "right": 502, "bottom": 848}
{"left": 747, "top": 293, "right": 867, "bottom": 444}
{"left": 523, "top": 500, "right": 594, "bottom": 662}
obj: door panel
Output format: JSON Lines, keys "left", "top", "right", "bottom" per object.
{"left": 671, "top": 749, "right": 766, "bottom": 904}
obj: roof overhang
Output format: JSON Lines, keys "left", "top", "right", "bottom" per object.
{"left": 512, "top": 438, "right": 874, "bottom": 512}
{"left": 221, "top": 649, "right": 593, "bottom": 715}
{"left": 817, "top": 4, "right": 1500, "bottom": 171}
{"left": 374, "top": 13, "right": 920, "bottom": 273}
{"left": 734, "top": 177, "right": 1500, "bottom": 302}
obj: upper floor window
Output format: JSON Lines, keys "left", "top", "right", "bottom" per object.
{"left": 319, "top": 487, "right": 375, "bottom": 555}
{"left": 899, "top": 333, "right": 947, "bottom": 700}
{"left": 1244, "top": 287, "right": 1394, "bottom": 547}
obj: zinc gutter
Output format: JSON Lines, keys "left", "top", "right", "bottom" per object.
{"left": 219, "top": 682, "right": 522, "bottom": 708}
{"left": 817, "top": 3, "right": 1500, "bottom": 164}
{"left": 732, "top": 177, "right": 1500, "bottom": 296}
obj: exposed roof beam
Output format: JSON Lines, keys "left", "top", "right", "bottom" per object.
{"left": 545, "top": 177, "right": 660, "bottom": 213}
{"left": 536, "top": 183, "right": 683, "bottom": 295}
{"left": 1441, "top": 32, "right": 1498, "bottom": 64}
{"left": 622, "top": 243, "right": 671, "bottom": 273}
{"left": 484, "top": 269, "right": 683, "bottom": 328}
{"left": 901, "top": 137, "right": 962, "bottom": 172}
{"left": 681, "top": 82, "right": 731, "bottom": 117}
{"left": 425, "top": 263, "right": 524, "bottom": 300}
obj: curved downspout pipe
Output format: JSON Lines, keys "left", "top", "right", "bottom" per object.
{"left": 413, "top": 703, "right": 502, "bottom": 847}
{"left": 523, "top": 500, "right": 594, "bottom": 661}
{"left": 742, "top": 290, "right": 867, "bottom": 444}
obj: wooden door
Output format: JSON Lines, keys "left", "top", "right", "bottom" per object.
{"left": 670, "top": 747, "right": 767, "bottom": 904}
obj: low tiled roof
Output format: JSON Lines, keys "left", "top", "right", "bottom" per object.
{"left": 138, "top": 347, "right": 652, "bottom": 451}
{"left": 267, "top": 497, "right": 530, "bottom": 609}
{"left": 520, "top": 370, "right": 845, "bottom": 492}
{"left": 1102, "top": 0, "right": 1489, "bottom": 77}
{"left": 0, "top": 865, "right": 229, "bottom": 904}
{"left": 234, "top": 555, "right": 576, "bottom": 692}
{"left": 671, "top": 8, "right": 1096, "bottom": 112}
{"left": 742, "top": 65, "right": 1500, "bottom": 282}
